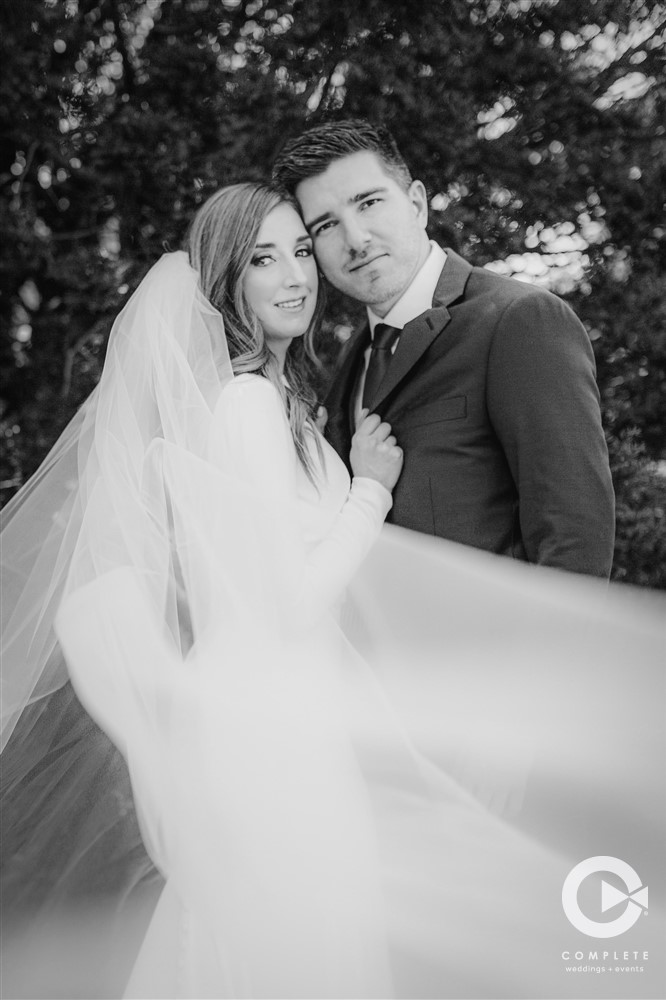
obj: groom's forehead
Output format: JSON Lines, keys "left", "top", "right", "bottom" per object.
{"left": 296, "top": 151, "right": 396, "bottom": 212}
{"left": 301, "top": 150, "right": 391, "bottom": 191}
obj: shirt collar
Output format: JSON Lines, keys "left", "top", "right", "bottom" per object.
{"left": 368, "top": 241, "right": 447, "bottom": 336}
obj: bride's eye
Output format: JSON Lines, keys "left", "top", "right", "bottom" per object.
{"left": 251, "top": 254, "right": 273, "bottom": 267}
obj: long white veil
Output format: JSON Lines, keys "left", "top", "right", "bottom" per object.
{"left": 1, "top": 252, "right": 234, "bottom": 973}
{"left": 1, "top": 251, "right": 233, "bottom": 748}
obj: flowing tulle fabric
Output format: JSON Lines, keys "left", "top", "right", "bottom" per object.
{"left": 2, "top": 254, "right": 664, "bottom": 1000}
{"left": 47, "top": 526, "right": 666, "bottom": 1000}
{"left": 55, "top": 413, "right": 665, "bottom": 999}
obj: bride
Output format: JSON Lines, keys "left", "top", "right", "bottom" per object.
{"left": 1, "top": 183, "right": 664, "bottom": 1000}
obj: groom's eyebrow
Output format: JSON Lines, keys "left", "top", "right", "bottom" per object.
{"left": 351, "top": 186, "right": 387, "bottom": 203}
{"left": 305, "top": 187, "right": 388, "bottom": 232}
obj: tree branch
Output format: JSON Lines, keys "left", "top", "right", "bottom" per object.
{"left": 107, "top": 0, "right": 136, "bottom": 97}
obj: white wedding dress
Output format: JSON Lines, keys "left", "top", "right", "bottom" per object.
{"left": 54, "top": 374, "right": 665, "bottom": 1000}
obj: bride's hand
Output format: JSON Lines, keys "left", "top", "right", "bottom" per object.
{"left": 351, "top": 410, "right": 403, "bottom": 492}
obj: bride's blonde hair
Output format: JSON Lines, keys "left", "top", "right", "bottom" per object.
{"left": 186, "top": 183, "right": 324, "bottom": 482}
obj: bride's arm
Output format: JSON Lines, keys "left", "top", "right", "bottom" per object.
{"left": 208, "top": 376, "right": 393, "bottom": 625}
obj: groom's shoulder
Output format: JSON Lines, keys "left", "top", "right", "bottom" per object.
{"left": 463, "top": 257, "right": 564, "bottom": 312}
{"left": 442, "top": 247, "right": 530, "bottom": 289}
{"left": 465, "top": 258, "right": 533, "bottom": 293}
{"left": 439, "top": 247, "right": 541, "bottom": 309}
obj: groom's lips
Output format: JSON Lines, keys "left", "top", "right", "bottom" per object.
{"left": 348, "top": 254, "right": 387, "bottom": 273}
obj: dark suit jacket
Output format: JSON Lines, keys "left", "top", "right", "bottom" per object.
{"left": 325, "top": 249, "right": 615, "bottom": 577}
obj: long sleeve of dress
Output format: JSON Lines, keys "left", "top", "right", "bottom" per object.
{"left": 207, "top": 374, "right": 392, "bottom": 628}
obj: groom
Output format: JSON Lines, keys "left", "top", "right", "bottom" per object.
{"left": 273, "top": 119, "right": 615, "bottom": 577}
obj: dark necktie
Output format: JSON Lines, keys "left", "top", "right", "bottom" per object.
{"left": 362, "top": 323, "right": 401, "bottom": 408}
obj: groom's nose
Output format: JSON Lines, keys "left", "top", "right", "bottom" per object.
{"left": 342, "top": 216, "right": 372, "bottom": 256}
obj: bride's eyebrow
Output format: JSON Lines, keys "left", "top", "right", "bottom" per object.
{"left": 255, "top": 235, "right": 311, "bottom": 249}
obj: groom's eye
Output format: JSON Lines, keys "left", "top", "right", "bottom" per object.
{"left": 313, "top": 219, "right": 336, "bottom": 237}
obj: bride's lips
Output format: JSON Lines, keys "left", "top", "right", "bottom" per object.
{"left": 275, "top": 295, "right": 307, "bottom": 310}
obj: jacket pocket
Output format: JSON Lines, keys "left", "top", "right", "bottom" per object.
{"left": 399, "top": 395, "right": 467, "bottom": 428}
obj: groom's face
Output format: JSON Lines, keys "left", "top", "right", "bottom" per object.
{"left": 295, "top": 151, "right": 430, "bottom": 317}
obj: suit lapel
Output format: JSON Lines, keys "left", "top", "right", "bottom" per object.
{"left": 367, "top": 249, "right": 473, "bottom": 410}
{"left": 369, "top": 309, "right": 447, "bottom": 409}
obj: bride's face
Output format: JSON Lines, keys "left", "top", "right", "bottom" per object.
{"left": 243, "top": 202, "right": 318, "bottom": 356}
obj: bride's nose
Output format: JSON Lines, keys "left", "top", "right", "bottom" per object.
{"left": 284, "top": 258, "right": 308, "bottom": 285}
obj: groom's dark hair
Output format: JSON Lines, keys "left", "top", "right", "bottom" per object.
{"left": 272, "top": 118, "right": 413, "bottom": 194}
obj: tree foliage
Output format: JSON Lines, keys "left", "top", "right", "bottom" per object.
{"left": 1, "top": 0, "right": 665, "bottom": 584}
